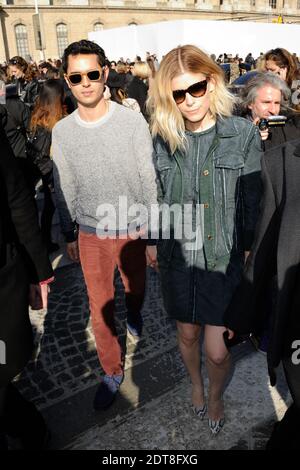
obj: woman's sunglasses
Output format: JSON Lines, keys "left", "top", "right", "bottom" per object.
{"left": 172, "top": 79, "right": 208, "bottom": 105}
{"left": 67, "top": 68, "right": 104, "bottom": 85}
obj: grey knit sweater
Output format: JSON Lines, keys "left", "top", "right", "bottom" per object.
{"left": 52, "top": 102, "right": 158, "bottom": 240}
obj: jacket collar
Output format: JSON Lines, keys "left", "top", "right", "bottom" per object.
{"left": 216, "top": 117, "right": 240, "bottom": 138}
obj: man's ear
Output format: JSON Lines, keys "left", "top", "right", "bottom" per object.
{"left": 103, "top": 66, "right": 109, "bottom": 82}
{"left": 64, "top": 74, "right": 71, "bottom": 90}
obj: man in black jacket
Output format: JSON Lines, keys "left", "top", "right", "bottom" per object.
{"left": 224, "top": 138, "right": 300, "bottom": 450}
{"left": 237, "top": 71, "right": 300, "bottom": 149}
{"left": 0, "top": 123, "right": 53, "bottom": 449}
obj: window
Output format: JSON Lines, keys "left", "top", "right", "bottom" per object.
{"left": 94, "top": 22, "right": 104, "bottom": 31}
{"left": 56, "top": 23, "right": 68, "bottom": 58}
{"left": 251, "top": 0, "right": 255, "bottom": 6}
{"left": 15, "top": 24, "right": 30, "bottom": 59}
{"left": 298, "top": 0, "right": 300, "bottom": 8}
{"left": 269, "top": 0, "right": 277, "bottom": 8}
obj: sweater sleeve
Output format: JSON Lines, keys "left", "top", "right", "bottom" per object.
{"left": 132, "top": 115, "right": 159, "bottom": 239}
{"left": 52, "top": 128, "right": 78, "bottom": 242}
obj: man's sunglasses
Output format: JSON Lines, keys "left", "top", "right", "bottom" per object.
{"left": 66, "top": 68, "right": 104, "bottom": 85}
{"left": 172, "top": 79, "right": 208, "bottom": 104}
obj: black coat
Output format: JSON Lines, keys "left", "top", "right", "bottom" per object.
{"left": 0, "top": 125, "right": 53, "bottom": 387}
{"left": 224, "top": 139, "right": 300, "bottom": 385}
{"left": 263, "top": 112, "right": 300, "bottom": 151}
{"left": 0, "top": 97, "right": 31, "bottom": 159}
{"left": 126, "top": 76, "right": 148, "bottom": 118}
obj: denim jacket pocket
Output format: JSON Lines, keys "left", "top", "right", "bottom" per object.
{"left": 214, "top": 152, "right": 245, "bottom": 170}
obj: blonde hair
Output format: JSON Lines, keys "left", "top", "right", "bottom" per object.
{"left": 132, "top": 61, "right": 151, "bottom": 80}
{"left": 148, "top": 45, "right": 234, "bottom": 154}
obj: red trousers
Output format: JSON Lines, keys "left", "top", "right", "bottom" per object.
{"left": 79, "top": 232, "right": 146, "bottom": 376}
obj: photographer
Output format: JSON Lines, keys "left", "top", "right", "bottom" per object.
{"left": 237, "top": 72, "right": 300, "bottom": 150}
{"left": 235, "top": 72, "right": 300, "bottom": 355}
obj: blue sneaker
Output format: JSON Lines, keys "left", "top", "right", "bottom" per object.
{"left": 93, "top": 373, "right": 123, "bottom": 410}
{"left": 127, "top": 312, "right": 143, "bottom": 337}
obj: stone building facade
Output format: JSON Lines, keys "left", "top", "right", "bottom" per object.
{"left": 0, "top": 0, "right": 299, "bottom": 62}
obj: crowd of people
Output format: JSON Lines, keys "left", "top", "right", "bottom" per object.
{"left": 0, "top": 41, "right": 300, "bottom": 450}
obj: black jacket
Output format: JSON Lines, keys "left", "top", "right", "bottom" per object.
{"left": 26, "top": 125, "right": 52, "bottom": 177}
{"left": 0, "top": 124, "right": 53, "bottom": 386}
{"left": 224, "top": 139, "right": 300, "bottom": 386}
{"left": 0, "top": 97, "right": 31, "bottom": 158}
{"left": 263, "top": 112, "right": 300, "bottom": 151}
{"left": 126, "top": 76, "right": 148, "bottom": 118}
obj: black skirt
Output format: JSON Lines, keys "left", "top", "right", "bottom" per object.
{"left": 159, "top": 250, "right": 244, "bottom": 326}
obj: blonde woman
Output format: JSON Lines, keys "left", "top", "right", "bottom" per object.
{"left": 147, "top": 45, "right": 262, "bottom": 434}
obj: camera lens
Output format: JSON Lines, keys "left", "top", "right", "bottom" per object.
{"left": 258, "top": 119, "right": 268, "bottom": 131}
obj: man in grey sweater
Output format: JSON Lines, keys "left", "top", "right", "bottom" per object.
{"left": 52, "top": 40, "right": 158, "bottom": 410}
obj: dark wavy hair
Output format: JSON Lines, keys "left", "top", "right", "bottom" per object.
{"left": 30, "top": 79, "right": 65, "bottom": 132}
{"left": 62, "top": 39, "right": 107, "bottom": 73}
{"left": 265, "top": 48, "right": 299, "bottom": 88}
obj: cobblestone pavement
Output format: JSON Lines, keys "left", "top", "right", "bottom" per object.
{"left": 13, "top": 256, "right": 290, "bottom": 450}
{"left": 67, "top": 346, "right": 289, "bottom": 451}
{"left": 15, "top": 265, "right": 176, "bottom": 410}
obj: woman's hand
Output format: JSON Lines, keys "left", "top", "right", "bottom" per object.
{"left": 29, "top": 284, "right": 49, "bottom": 310}
{"left": 146, "top": 245, "right": 159, "bottom": 271}
{"left": 225, "top": 328, "right": 235, "bottom": 340}
{"left": 67, "top": 241, "right": 80, "bottom": 262}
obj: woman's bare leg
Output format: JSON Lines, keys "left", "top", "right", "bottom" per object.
{"left": 204, "top": 325, "right": 231, "bottom": 421}
{"left": 177, "top": 321, "right": 204, "bottom": 408}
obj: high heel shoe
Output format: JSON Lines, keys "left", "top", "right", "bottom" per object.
{"left": 192, "top": 404, "right": 207, "bottom": 420}
{"left": 208, "top": 417, "right": 225, "bottom": 435}
{"left": 208, "top": 398, "right": 225, "bottom": 435}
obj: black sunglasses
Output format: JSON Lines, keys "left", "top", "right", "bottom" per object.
{"left": 67, "top": 68, "right": 104, "bottom": 85}
{"left": 9, "top": 58, "right": 24, "bottom": 66}
{"left": 172, "top": 79, "right": 208, "bottom": 105}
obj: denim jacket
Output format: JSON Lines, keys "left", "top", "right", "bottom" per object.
{"left": 153, "top": 116, "right": 263, "bottom": 271}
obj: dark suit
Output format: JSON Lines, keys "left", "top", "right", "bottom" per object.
{"left": 0, "top": 124, "right": 53, "bottom": 448}
{"left": 224, "top": 139, "right": 300, "bottom": 450}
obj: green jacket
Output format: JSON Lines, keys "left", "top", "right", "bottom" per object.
{"left": 153, "top": 116, "right": 263, "bottom": 271}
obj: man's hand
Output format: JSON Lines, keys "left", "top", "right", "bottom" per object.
{"left": 146, "top": 245, "right": 158, "bottom": 271}
{"left": 253, "top": 117, "right": 269, "bottom": 141}
{"left": 244, "top": 251, "right": 251, "bottom": 263}
{"left": 29, "top": 284, "right": 49, "bottom": 310}
{"left": 259, "top": 128, "right": 269, "bottom": 141}
{"left": 67, "top": 241, "right": 80, "bottom": 262}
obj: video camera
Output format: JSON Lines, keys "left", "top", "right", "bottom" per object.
{"left": 258, "top": 115, "right": 287, "bottom": 131}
